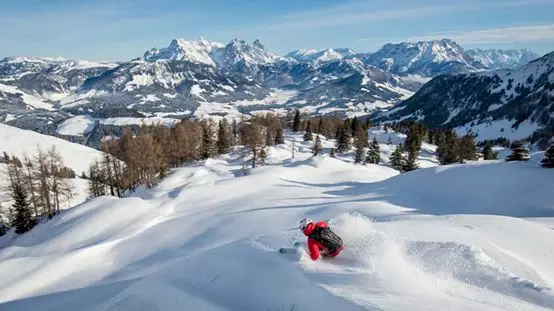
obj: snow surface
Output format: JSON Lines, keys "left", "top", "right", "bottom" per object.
{"left": 56, "top": 116, "right": 182, "bottom": 136}
{"left": 0, "top": 123, "right": 102, "bottom": 173}
{"left": 456, "top": 118, "right": 538, "bottom": 142}
{"left": 1, "top": 129, "right": 553, "bottom": 310}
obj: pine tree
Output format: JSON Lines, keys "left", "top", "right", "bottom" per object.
{"left": 329, "top": 148, "right": 336, "bottom": 158}
{"left": 403, "top": 149, "right": 419, "bottom": 172}
{"left": 312, "top": 135, "right": 322, "bottom": 156}
{"left": 232, "top": 119, "right": 238, "bottom": 146}
{"left": 304, "top": 120, "right": 313, "bottom": 141}
{"left": 482, "top": 142, "right": 497, "bottom": 160}
{"left": 351, "top": 117, "right": 359, "bottom": 136}
{"left": 541, "top": 144, "right": 554, "bottom": 168}
{"left": 12, "top": 184, "right": 35, "bottom": 235}
{"left": 336, "top": 124, "right": 351, "bottom": 153}
{"left": 292, "top": 110, "right": 301, "bottom": 132}
{"left": 389, "top": 145, "right": 406, "bottom": 172}
{"left": 317, "top": 118, "right": 324, "bottom": 134}
{"left": 365, "top": 137, "right": 380, "bottom": 164}
{"left": 387, "top": 137, "right": 392, "bottom": 145}
{"left": 364, "top": 118, "right": 372, "bottom": 130}
{"left": 437, "top": 130, "right": 459, "bottom": 165}
{"left": 458, "top": 134, "right": 478, "bottom": 163}
{"left": 354, "top": 143, "right": 365, "bottom": 164}
{"left": 201, "top": 121, "right": 215, "bottom": 159}
{"left": 275, "top": 127, "right": 285, "bottom": 144}
{"left": 506, "top": 141, "right": 530, "bottom": 162}
{"left": 217, "top": 119, "right": 230, "bottom": 155}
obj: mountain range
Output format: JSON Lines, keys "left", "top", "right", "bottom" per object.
{"left": 0, "top": 37, "right": 546, "bottom": 147}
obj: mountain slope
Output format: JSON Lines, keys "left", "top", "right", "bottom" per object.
{"left": 465, "top": 48, "right": 540, "bottom": 70}
{"left": 0, "top": 132, "right": 553, "bottom": 310}
{"left": 362, "top": 39, "right": 485, "bottom": 76}
{"left": 378, "top": 51, "right": 554, "bottom": 142}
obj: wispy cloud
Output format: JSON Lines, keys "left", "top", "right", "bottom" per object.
{"left": 406, "top": 24, "right": 554, "bottom": 44}
{"left": 268, "top": 0, "right": 554, "bottom": 30}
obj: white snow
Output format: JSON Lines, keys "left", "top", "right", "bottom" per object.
{"left": 456, "top": 118, "right": 538, "bottom": 141}
{"left": 0, "top": 130, "right": 553, "bottom": 311}
{"left": 0, "top": 123, "right": 102, "bottom": 173}
{"left": 0, "top": 123, "right": 104, "bottom": 211}
{"left": 163, "top": 93, "right": 178, "bottom": 99}
{"left": 56, "top": 116, "right": 181, "bottom": 136}
{"left": 189, "top": 84, "right": 205, "bottom": 97}
{"left": 124, "top": 74, "right": 154, "bottom": 92}
{"left": 0, "top": 83, "right": 54, "bottom": 110}
{"left": 4, "top": 114, "right": 16, "bottom": 122}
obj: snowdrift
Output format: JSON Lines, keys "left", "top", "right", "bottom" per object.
{"left": 0, "top": 139, "right": 553, "bottom": 310}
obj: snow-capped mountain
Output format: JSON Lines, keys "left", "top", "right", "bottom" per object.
{"left": 0, "top": 56, "right": 116, "bottom": 101}
{"left": 362, "top": 39, "right": 485, "bottom": 76}
{"left": 377, "top": 51, "right": 554, "bottom": 143}
{"left": 144, "top": 38, "right": 278, "bottom": 70}
{"left": 143, "top": 38, "right": 224, "bottom": 65}
{"left": 465, "top": 48, "right": 540, "bottom": 70}
{"left": 286, "top": 48, "right": 356, "bottom": 63}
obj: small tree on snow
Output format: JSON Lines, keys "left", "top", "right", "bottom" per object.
{"left": 541, "top": 144, "right": 554, "bottom": 168}
{"left": 389, "top": 144, "right": 406, "bottom": 172}
{"left": 259, "top": 147, "right": 268, "bottom": 166}
{"left": 304, "top": 120, "right": 313, "bottom": 141}
{"left": 482, "top": 142, "right": 497, "bottom": 160}
{"left": 506, "top": 141, "right": 530, "bottom": 162}
{"left": 365, "top": 137, "right": 380, "bottom": 164}
{"left": 329, "top": 148, "right": 336, "bottom": 158}
{"left": 12, "top": 184, "right": 36, "bottom": 235}
{"left": 312, "top": 135, "right": 322, "bottom": 156}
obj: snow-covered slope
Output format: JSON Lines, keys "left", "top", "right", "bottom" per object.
{"left": 0, "top": 131, "right": 553, "bottom": 310}
{"left": 465, "top": 49, "right": 540, "bottom": 70}
{"left": 0, "top": 123, "right": 102, "bottom": 175}
{"left": 378, "top": 51, "right": 554, "bottom": 142}
{"left": 363, "top": 39, "right": 485, "bottom": 76}
{"left": 287, "top": 48, "right": 356, "bottom": 63}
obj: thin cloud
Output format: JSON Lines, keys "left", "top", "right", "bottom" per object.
{"left": 268, "top": 0, "right": 554, "bottom": 31}
{"left": 407, "top": 24, "right": 554, "bottom": 44}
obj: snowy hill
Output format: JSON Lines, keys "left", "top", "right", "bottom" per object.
{"left": 0, "top": 123, "right": 105, "bottom": 209}
{"left": 377, "top": 51, "right": 554, "bottom": 142}
{"left": 465, "top": 48, "right": 540, "bottom": 70}
{"left": 0, "top": 130, "right": 553, "bottom": 310}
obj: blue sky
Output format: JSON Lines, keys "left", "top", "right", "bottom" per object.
{"left": 1, "top": 0, "right": 554, "bottom": 61}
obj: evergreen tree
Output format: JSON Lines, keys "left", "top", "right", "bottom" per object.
{"left": 506, "top": 141, "right": 530, "bottom": 162}
{"left": 353, "top": 140, "right": 365, "bottom": 164}
{"left": 217, "top": 119, "right": 230, "bottom": 155}
{"left": 389, "top": 145, "right": 406, "bottom": 172}
{"left": 304, "top": 120, "right": 313, "bottom": 141}
{"left": 437, "top": 130, "right": 459, "bottom": 165}
{"left": 336, "top": 124, "right": 351, "bottom": 153}
{"left": 482, "top": 142, "right": 497, "bottom": 160}
{"left": 541, "top": 144, "right": 554, "bottom": 168}
{"left": 317, "top": 118, "right": 324, "bottom": 134}
{"left": 458, "top": 134, "right": 478, "bottom": 162}
{"left": 232, "top": 119, "right": 238, "bottom": 146}
{"left": 365, "top": 137, "right": 380, "bottom": 164}
{"left": 275, "top": 127, "right": 285, "bottom": 144}
{"left": 12, "top": 184, "right": 35, "bottom": 235}
{"left": 403, "top": 149, "right": 419, "bottom": 172}
{"left": 292, "top": 110, "right": 301, "bottom": 132}
{"left": 387, "top": 137, "right": 392, "bottom": 145}
{"left": 329, "top": 148, "right": 336, "bottom": 158}
{"left": 312, "top": 135, "right": 322, "bottom": 156}
{"left": 201, "top": 121, "right": 215, "bottom": 159}
{"left": 351, "top": 117, "right": 360, "bottom": 136}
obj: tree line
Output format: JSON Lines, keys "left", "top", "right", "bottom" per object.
{"left": 0, "top": 147, "right": 76, "bottom": 235}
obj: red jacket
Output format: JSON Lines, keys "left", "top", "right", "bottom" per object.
{"left": 303, "top": 221, "right": 343, "bottom": 261}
